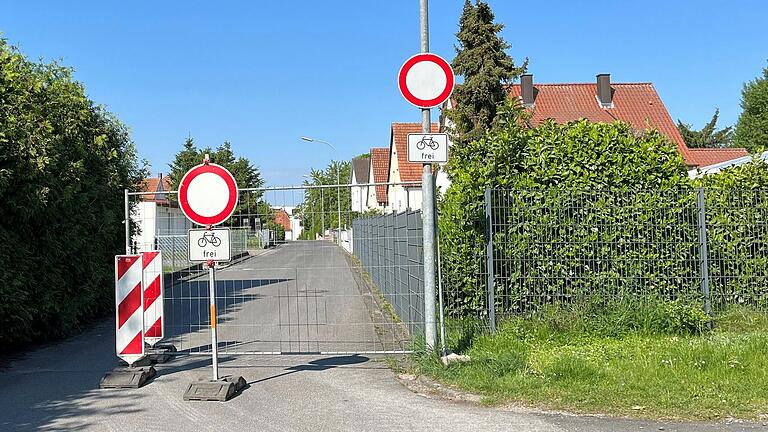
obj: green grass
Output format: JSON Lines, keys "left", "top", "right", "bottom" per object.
{"left": 414, "top": 304, "right": 768, "bottom": 420}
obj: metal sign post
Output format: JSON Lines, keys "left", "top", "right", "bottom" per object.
{"left": 180, "top": 156, "right": 246, "bottom": 402}
{"left": 207, "top": 254, "right": 219, "bottom": 381}
{"left": 420, "top": 0, "right": 437, "bottom": 351}
{"left": 398, "top": 0, "right": 453, "bottom": 352}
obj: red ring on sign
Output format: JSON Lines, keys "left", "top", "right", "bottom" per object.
{"left": 178, "top": 163, "right": 239, "bottom": 226}
{"left": 398, "top": 53, "right": 455, "bottom": 108}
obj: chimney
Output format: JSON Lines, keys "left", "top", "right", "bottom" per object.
{"left": 520, "top": 74, "right": 535, "bottom": 106}
{"left": 596, "top": 73, "right": 613, "bottom": 107}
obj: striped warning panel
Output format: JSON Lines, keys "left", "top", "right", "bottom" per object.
{"left": 115, "top": 255, "right": 145, "bottom": 365}
{"left": 142, "top": 251, "right": 164, "bottom": 347}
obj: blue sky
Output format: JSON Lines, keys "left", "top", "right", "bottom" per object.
{"left": 2, "top": 1, "right": 767, "bottom": 185}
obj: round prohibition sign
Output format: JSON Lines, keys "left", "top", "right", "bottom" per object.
{"left": 178, "top": 163, "right": 239, "bottom": 226}
{"left": 398, "top": 53, "right": 455, "bottom": 108}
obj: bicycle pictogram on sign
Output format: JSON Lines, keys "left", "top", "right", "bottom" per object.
{"left": 197, "top": 231, "right": 222, "bottom": 247}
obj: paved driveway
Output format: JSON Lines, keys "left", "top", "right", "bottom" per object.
{"left": 0, "top": 242, "right": 763, "bottom": 431}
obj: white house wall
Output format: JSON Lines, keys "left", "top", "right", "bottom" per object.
{"left": 366, "top": 163, "right": 385, "bottom": 212}
{"left": 132, "top": 201, "right": 156, "bottom": 252}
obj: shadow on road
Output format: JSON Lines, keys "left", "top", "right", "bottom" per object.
{"left": 164, "top": 277, "right": 291, "bottom": 345}
{"left": 247, "top": 355, "right": 370, "bottom": 385}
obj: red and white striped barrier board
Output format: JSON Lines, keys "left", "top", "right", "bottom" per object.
{"left": 142, "top": 251, "right": 164, "bottom": 347}
{"left": 115, "top": 255, "right": 145, "bottom": 365}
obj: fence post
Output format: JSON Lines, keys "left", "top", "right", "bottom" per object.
{"left": 124, "top": 189, "right": 130, "bottom": 254}
{"left": 696, "top": 188, "right": 712, "bottom": 319}
{"left": 484, "top": 187, "right": 496, "bottom": 333}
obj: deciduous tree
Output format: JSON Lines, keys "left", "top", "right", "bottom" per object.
{"left": 735, "top": 64, "right": 768, "bottom": 154}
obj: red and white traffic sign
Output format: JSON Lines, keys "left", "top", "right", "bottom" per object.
{"left": 179, "top": 163, "right": 239, "bottom": 226}
{"left": 115, "top": 255, "right": 145, "bottom": 365}
{"left": 398, "top": 53, "right": 455, "bottom": 108}
{"left": 142, "top": 251, "right": 164, "bottom": 347}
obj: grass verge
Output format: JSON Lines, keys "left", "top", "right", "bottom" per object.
{"left": 413, "top": 303, "right": 768, "bottom": 420}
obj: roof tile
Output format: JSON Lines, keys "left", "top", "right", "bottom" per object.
{"left": 687, "top": 148, "right": 750, "bottom": 167}
{"left": 507, "top": 83, "right": 748, "bottom": 167}
{"left": 370, "top": 147, "right": 389, "bottom": 203}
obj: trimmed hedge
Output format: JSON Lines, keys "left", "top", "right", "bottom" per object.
{"left": 440, "top": 110, "right": 689, "bottom": 317}
{"left": 441, "top": 107, "right": 768, "bottom": 319}
{"left": 0, "top": 40, "right": 144, "bottom": 345}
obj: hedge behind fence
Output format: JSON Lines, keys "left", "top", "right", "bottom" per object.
{"left": 439, "top": 112, "right": 768, "bottom": 318}
{"left": 0, "top": 40, "right": 144, "bottom": 345}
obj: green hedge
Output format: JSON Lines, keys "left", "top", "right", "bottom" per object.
{"left": 0, "top": 40, "right": 144, "bottom": 345}
{"left": 697, "top": 164, "right": 768, "bottom": 308}
{"left": 441, "top": 109, "right": 768, "bottom": 319}
{"left": 440, "top": 112, "right": 690, "bottom": 318}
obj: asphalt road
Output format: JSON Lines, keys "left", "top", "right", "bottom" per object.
{"left": 0, "top": 242, "right": 764, "bottom": 431}
{"left": 163, "top": 241, "right": 397, "bottom": 354}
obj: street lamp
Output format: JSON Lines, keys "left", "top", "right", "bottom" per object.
{"left": 301, "top": 137, "right": 342, "bottom": 246}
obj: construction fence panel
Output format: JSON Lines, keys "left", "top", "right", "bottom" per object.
{"left": 127, "top": 184, "right": 420, "bottom": 355}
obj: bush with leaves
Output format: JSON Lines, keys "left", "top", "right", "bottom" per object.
{"left": 734, "top": 64, "right": 768, "bottom": 154}
{"left": 0, "top": 40, "right": 145, "bottom": 345}
{"left": 695, "top": 159, "right": 768, "bottom": 309}
{"left": 440, "top": 103, "right": 693, "bottom": 317}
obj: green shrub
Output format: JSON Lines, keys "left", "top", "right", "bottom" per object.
{"left": 0, "top": 40, "right": 144, "bottom": 345}
{"left": 440, "top": 106, "right": 690, "bottom": 317}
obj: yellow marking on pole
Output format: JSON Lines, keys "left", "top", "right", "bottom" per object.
{"left": 210, "top": 305, "right": 216, "bottom": 328}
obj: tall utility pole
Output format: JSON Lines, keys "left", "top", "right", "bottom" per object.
{"left": 420, "top": 0, "right": 437, "bottom": 351}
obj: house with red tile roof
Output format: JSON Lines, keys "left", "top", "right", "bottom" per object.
{"left": 350, "top": 155, "right": 372, "bottom": 213}
{"left": 271, "top": 206, "right": 302, "bottom": 241}
{"left": 139, "top": 173, "right": 174, "bottom": 204}
{"left": 273, "top": 208, "right": 292, "bottom": 235}
{"left": 367, "top": 147, "right": 390, "bottom": 210}
{"left": 132, "top": 173, "right": 192, "bottom": 252}
{"left": 506, "top": 73, "right": 749, "bottom": 173}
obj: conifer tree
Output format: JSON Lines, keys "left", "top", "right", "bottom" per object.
{"left": 676, "top": 109, "right": 734, "bottom": 148}
{"left": 446, "top": 0, "right": 527, "bottom": 145}
{"left": 167, "top": 136, "right": 201, "bottom": 188}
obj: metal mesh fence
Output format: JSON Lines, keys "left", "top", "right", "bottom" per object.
{"left": 352, "top": 211, "right": 425, "bottom": 337}
{"left": 470, "top": 188, "right": 768, "bottom": 326}
{"left": 704, "top": 189, "right": 768, "bottom": 309}
{"left": 127, "top": 183, "right": 420, "bottom": 355}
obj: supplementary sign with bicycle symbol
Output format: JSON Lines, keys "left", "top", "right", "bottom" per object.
{"left": 407, "top": 133, "right": 449, "bottom": 163}
{"left": 188, "top": 228, "right": 231, "bottom": 262}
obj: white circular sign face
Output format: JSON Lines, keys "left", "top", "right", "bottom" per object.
{"left": 398, "top": 53, "right": 455, "bottom": 109}
{"left": 186, "top": 172, "right": 229, "bottom": 217}
{"left": 178, "top": 163, "right": 239, "bottom": 226}
{"left": 405, "top": 60, "right": 448, "bottom": 101}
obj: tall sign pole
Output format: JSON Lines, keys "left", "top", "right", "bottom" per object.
{"left": 178, "top": 156, "right": 245, "bottom": 402}
{"left": 420, "top": 0, "right": 437, "bottom": 351}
